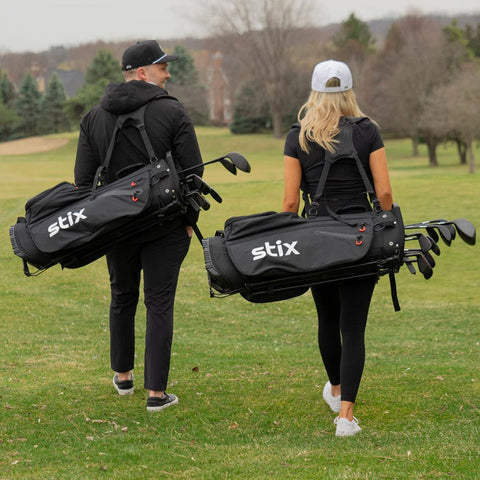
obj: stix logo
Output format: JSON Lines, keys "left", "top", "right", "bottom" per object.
{"left": 251, "top": 240, "right": 300, "bottom": 261}
{"left": 48, "top": 209, "right": 87, "bottom": 237}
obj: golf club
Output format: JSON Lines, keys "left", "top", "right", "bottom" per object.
{"left": 426, "top": 235, "right": 441, "bottom": 256}
{"left": 403, "top": 248, "right": 436, "bottom": 267}
{"left": 426, "top": 226, "right": 439, "bottom": 243}
{"left": 405, "top": 223, "right": 452, "bottom": 246}
{"left": 426, "top": 219, "right": 476, "bottom": 246}
{"left": 416, "top": 253, "right": 434, "bottom": 279}
{"left": 193, "top": 192, "right": 211, "bottom": 211}
{"left": 403, "top": 258, "right": 416, "bottom": 275}
{"left": 185, "top": 174, "right": 223, "bottom": 203}
{"left": 403, "top": 256, "right": 433, "bottom": 279}
{"left": 451, "top": 218, "right": 476, "bottom": 245}
{"left": 177, "top": 152, "right": 251, "bottom": 176}
{"left": 404, "top": 233, "right": 433, "bottom": 253}
{"left": 404, "top": 218, "right": 476, "bottom": 246}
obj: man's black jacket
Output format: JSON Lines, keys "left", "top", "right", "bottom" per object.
{"left": 74, "top": 80, "right": 203, "bottom": 228}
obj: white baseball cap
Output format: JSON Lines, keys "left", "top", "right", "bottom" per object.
{"left": 311, "top": 60, "right": 353, "bottom": 93}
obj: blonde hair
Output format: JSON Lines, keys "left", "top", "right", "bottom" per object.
{"left": 298, "top": 78, "right": 370, "bottom": 153}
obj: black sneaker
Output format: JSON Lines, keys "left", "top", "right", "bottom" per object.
{"left": 146, "top": 393, "right": 178, "bottom": 412}
{"left": 113, "top": 373, "right": 134, "bottom": 396}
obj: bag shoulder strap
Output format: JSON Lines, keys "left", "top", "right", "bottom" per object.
{"left": 308, "top": 117, "right": 381, "bottom": 217}
{"left": 92, "top": 94, "right": 177, "bottom": 189}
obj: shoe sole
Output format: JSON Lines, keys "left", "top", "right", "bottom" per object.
{"left": 113, "top": 377, "right": 134, "bottom": 396}
{"left": 336, "top": 429, "right": 361, "bottom": 437}
{"left": 147, "top": 397, "right": 178, "bottom": 412}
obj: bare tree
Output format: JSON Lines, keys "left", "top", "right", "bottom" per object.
{"left": 370, "top": 15, "right": 454, "bottom": 156}
{"left": 204, "top": 0, "right": 315, "bottom": 138}
{"left": 419, "top": 64, "right": 480, "bottom": 172}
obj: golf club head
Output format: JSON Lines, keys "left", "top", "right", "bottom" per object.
{"left": 423, "top": 251, "right": 436, "bottom": 268}
{"left": 405, "top": 232, "right": 431, "bottom": 253}
{"left": 404, "top": 258, "right": 417, "bottom": 275}
{"left": 418, "top": 234, "right": 433, "bottom": 253}
{"left": 426, "top": 235, "right": 441, "bottom": 256}
{"left": 436, "top": 224, "right": 452, "bottom": 246}
{"left": 417, "top": 253, "right": 434, "bottom": 279}
{"left": 219, "top": 158, "right": 237, "bottom": 175}
{"left": 453, "top": 219, "right": 476, "bottom": 246}
{"left": 186, "top": 174, "right": 223, "bottom": 203}
{"left": 426, "top": 226, "right": 439, "bottom": 243}
{"left": 194, "top": 193, "right": 210, "bottom": 211}
{"left": 224, "top": 152, "right": 251, "bottom": 173}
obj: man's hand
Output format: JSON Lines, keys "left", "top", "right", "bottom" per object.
{"left": 185, "top": 226, "right": 193, "bottom": 237}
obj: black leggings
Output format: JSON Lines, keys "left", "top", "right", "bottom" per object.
{"left": 311, "top": 276, "right": 376, "bottom": 403}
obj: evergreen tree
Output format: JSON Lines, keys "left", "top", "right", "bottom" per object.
{"left": 84, "top": 49, "right": 124, "bottom": 85}
{"left": 166, "top": 44, "right": 209, "bottom": 125}
{"left": 41, "top": 73, "right": 70, "bottom": 134}
{"left": 168, "top": 45, "right": 199, "bottom": 85}
{"left": 65, "top": 49, "right": 123, "bottom": 123}
{"left": 0, "top": 102, "right": 20, "bottom": 142}
{"left": 0, "top": 69, "right": 17, "bottom": 108}
{"left": 465, "top": 23, "right": 480, "bottom": 57}
{"left": 15, "top": 72, "right": 42, "bottom": 138}
{"left": 334, "top": 13, "right": 376, "bottom": 52}
{"left": 230, "top": 78, "right": 271, "bottom": 134}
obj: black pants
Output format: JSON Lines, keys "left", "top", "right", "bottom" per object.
{"left": 106, "top": 224, "right": 191, "bottom": 391}
{"left": 311, "top": 276, "right": 376, "bottom": 403}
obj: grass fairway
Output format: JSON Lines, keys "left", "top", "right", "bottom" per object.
{"left": 0, "top": 128, "right": 479, "bottom": 479}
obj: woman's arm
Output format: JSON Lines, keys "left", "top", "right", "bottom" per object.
{"left": 282, "top": 155, "right": 302, "bottom": 213}
{"left": 369, "top": 147, "right": 393, "bottom": 210}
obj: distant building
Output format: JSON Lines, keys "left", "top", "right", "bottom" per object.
{"left": 206, "top": 51, "right": 231, "bottom": 125}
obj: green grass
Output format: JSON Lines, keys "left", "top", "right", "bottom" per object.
{"left": 0, "top": 129, "right": 479, "bottom": 479}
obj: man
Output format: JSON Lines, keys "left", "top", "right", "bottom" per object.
{"left": 74, "top": 40, "right": 203, "bottom": 412}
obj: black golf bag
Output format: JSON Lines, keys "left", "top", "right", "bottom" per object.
{"left": 202, "top": 118, "right": 405, "bottom": 307}
{"left": 9, "top": 100, "right": 186, "bottom": 275}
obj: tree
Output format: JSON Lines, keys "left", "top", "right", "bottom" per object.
{"left": 206, "top": 0, "right": 314, "bottom": 138}
{"left": 0, "top": 69, "right": 16, "bottom": 108}
{"left": 230, "top": 78, "right": 271, "bottom": 133}
{"left": 334, "top": 13, "right": 376, "bottom": 55}
{"left": 65, "top": 49, "right": 123, "bottom": 123}
{"left": 168, "top": 45, "right": 199, "bottom": 85}
{"left": 370, "top": 15, "right": 457, "bottom": 156}
{"left": 0, "top": 102, "right": 20, "bottom": 142}
{"left": 84, "top": 49, "right": 123, "bottom": 86}
{"left": 419, "top": 65, "right": 480, "bottom": 172}
{"left": 465, "top": 22, "right": 480, "bottom": 57}
{"left": 41, "top": 73, "right": 70, "bottom": 134}
{"left": 167, "top": 45, "right": 209, "bottom": 125}
{"left": 15, "top": 72, "right": 42, "bottom": 138}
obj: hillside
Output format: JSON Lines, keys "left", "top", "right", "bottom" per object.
{"left": 1, "top": 13, "right": 479, "bottom": 98}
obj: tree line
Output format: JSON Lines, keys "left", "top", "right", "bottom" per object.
{"left": 211, "top": 1, "right": 480, "bottom": 172}
{"left": 1, "top": 5, "right": 479, "bottom": 171}
{"left": 0, "top": 44, "right": 206, "bottom": 143}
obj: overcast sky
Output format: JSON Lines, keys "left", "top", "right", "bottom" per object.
{"left": 2, "top": 0, "right": 480, "bottom": 53}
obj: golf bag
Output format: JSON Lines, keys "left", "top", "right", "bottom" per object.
{"left": 9, "top": 100, "right": 186, "bottom": 275}
{"left": 202, "top": 118, "right": 405, "bottom": 307}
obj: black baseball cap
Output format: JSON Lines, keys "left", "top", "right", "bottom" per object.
{"left": 121, "top": 40, "right": 178, "bottom": 71}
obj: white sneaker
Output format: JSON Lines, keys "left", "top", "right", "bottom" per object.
{"left": 334, "top": 416, "right": 361, "bottom": 437}
{"left": 323, "top": 381, "right": 341, "bottom": 413}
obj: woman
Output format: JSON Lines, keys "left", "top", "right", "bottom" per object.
{"left": 283, "top": 60, "right": 393, "bottom": 436}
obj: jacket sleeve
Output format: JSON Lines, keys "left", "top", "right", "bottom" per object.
{"left": 74, "top": 114, "right": 101, "bottom": 189}
{"left": 171, "top": 104, "right": 204, "bottom": 226}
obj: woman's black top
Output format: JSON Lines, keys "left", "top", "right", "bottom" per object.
{"left": 284, "top": 117, "right": 384, "bottom": 203}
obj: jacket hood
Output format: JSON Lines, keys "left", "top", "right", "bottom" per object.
{"left": 100, "top": 80, "right": 169, "bottom": 115}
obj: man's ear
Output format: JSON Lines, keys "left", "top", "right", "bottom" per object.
{"left": 136, "top": 67, "right": 148, "bottom": 81}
